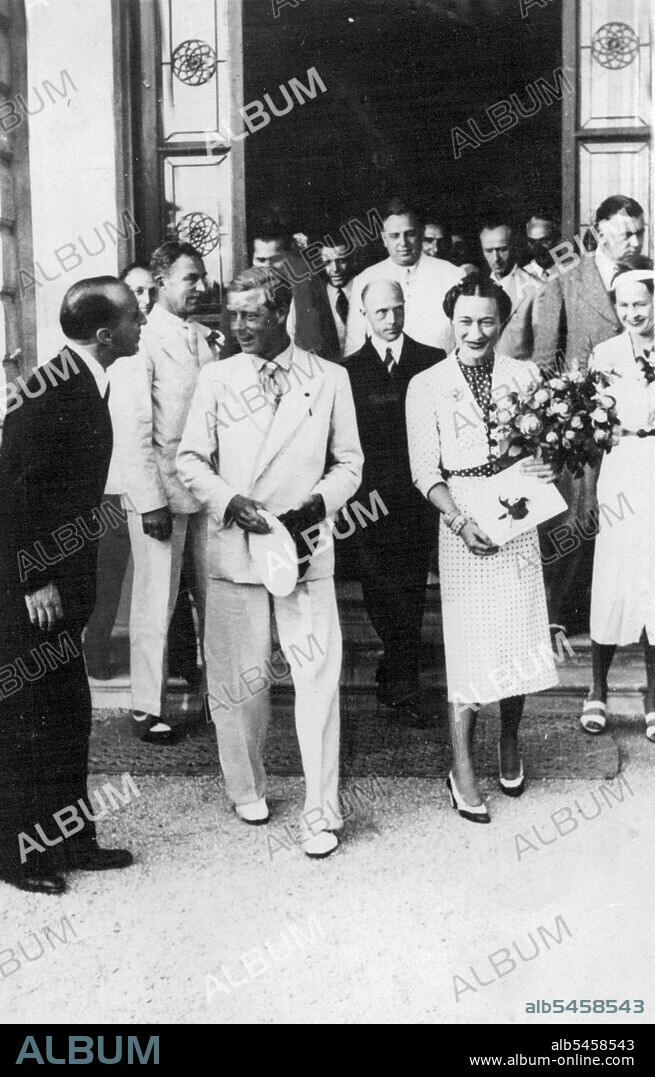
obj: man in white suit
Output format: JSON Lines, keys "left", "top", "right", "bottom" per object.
{"left": 344, "top": 199, "right": 462, "bottom": 355}
{"left": 112, "top": 241, "right": 222, "bottom": 741}
{"left": 177, "top": 267, "right": 362, "bottom": 857}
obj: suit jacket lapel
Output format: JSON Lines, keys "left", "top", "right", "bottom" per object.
{"left": 252, "top": 350, "right": 326, "bottom": 483}
{"left": 147, "top": 307, "right": 197, "bottom": 370}
{"left": 315, "top": 280, "right": 340, "bottom": 355}
{"left": 64, "top": 348, "right": 103, "bottom": 403}
{"left": 397, "top": 335, "right": 420, "bottom": 381}
{"left": 501, "top": 269, "right": 533, "bottom": 326}
{"left": 222, "top": 359, "right": 271, "bottom": 441}
{"left": 578, "top": 258, "right": 620, "bottom": 330}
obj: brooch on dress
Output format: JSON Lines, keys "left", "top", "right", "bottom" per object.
{"left": 450, "top": 387, "right": 463, "bottom": 401}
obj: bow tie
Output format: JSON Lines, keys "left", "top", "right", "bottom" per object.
{"left": 205, "top": 329, "right": 224, "bottom": 349}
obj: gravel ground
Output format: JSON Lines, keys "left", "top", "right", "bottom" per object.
{"left": 1, "top": 717, "right": 652, "bottom": 1026}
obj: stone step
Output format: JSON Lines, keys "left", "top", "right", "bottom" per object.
{"left": 89, "top": 583, "right": 647, "bottom": 716}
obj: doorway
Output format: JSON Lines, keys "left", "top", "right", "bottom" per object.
{"left": 242, "top": 0, "right": 563, "bottom": 253}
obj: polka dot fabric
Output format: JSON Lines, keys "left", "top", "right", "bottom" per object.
{"left": 440, "top": 475, "right": 558, "bottom": 704}
{"left": 407, "top": 350, "right": 558, "bottom": 704}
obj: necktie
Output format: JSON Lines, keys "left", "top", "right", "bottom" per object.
{"left": 384, "top": 347, "right": 396, "bottom": 375}
{"left": 335, "top": 287, "right": 349, "bottom": 324}
{"left": 205, "top": 329, "right": 224, "bottom": 350}
{"left": 103, "top": 384, "right": 111, "bottom": 404}
{"left": 260, "top": 360, "right": 285, "bottom": 410}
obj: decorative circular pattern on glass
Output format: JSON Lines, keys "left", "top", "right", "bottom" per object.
{"left": 176, "top": 212, "right": 220, "bottom": 256}
{"left": 591, "top": 22, "right": 639, "bottom": 70}
{"left": 172, "top": 39, "right": 217, "bottom": 85}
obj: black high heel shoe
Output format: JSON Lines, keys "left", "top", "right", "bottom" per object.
{"left": 446, "top": 771, "right": 490, "bottom": 824}
{"left": 498, "top": 745, "right": 525, "bottom": 797}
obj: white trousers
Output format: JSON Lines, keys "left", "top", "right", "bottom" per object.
{"left": 127, "top": 511, "right": 207, "bottom": 716}
{"left": 204, "top": 578, "right": 342, "bottom": 832}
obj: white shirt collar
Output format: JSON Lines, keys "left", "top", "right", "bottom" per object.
{"left": 327, "top": 279, "right": 353, "bottom": 297}
{"left": 66, "top": 341, "right": 108, "bottom": 398}
{"left": 595, "top": 247, "right": 617, "bottom": 292}
{"left": 251, "top": 339, "right": 294, "bottom": 373}
{"left": 490, "top": 263, "right": 519, "bottom": 286}
{"left": 391, "top": 257, "right": 420, "bottom": 278}
{"left": 370, "top": 332, "right": 404, "bottom": 365}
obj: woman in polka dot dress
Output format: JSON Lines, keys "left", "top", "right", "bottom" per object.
{"left": 406, "top": 273, "right": 559, "bottom": 823}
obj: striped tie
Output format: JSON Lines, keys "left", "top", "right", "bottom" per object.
{"left": 260, "top": 360, "right": 284, "bottom": 410}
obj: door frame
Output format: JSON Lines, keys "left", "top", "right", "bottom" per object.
{"left": 113, "top": 0, "right": 246, "bottom": 278}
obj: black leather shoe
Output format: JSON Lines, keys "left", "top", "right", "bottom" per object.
{"left": 131, "top": 712, "right": 173, "bottom": 742}
{"left": 66, "top": 847, "right": 134, "bottom": 871}
{"left": 14, "top": 871, "right": 67, "bottom": 894}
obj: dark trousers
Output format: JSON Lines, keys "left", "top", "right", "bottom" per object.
{"left": 354, "top": 534, "right": 432, "bottom": 700}
{"left": 0, "top": 588, "right": 97, "bottom": 878}
{"left": 539, "top": 464, "right": 598, "bottom": 634}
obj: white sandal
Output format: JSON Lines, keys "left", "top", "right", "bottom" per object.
{"left": 645, "top": 713, "right": 655, "bottom": 742}
{"left": 580, "top": 700, "right": 607, "bottom": 735}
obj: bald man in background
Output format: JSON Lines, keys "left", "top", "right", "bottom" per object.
{"left": 343, "top": 280, "right": 444, "bottom": 720}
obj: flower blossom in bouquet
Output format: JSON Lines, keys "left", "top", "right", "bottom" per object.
{"left": 489, "top": 366, "right": 621, "bottom": 477}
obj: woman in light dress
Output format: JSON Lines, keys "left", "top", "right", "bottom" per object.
{"left": 406, "top": 273, "right": 558, "bottom": 823}
{"left": 580, "top": 258, "right": 655, "bottom": 740}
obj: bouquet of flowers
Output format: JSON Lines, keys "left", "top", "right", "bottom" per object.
{"left": 489, "top": 367, "right": 621, "bottom": 478}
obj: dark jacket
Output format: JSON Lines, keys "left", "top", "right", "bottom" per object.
{"left": 292, "top": 275, "right": 342, "bottom": 361}
{"left": 0, "top": 349, "right": 113, "bottom": 622}
{"left": 343, "top": 333, "right": 445, "bottom": 543}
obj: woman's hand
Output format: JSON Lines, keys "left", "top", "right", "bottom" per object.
{"left": 521, "top": 456, "right": 557, "bottom": 483}
{"left": 460, "top": 521, "right": 498, "bottom": 556}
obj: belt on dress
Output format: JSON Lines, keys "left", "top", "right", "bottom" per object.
{"left": 621, "top": 429, "right": 655, "bottom": 438}
{"left": 442, "top": 461, "right": 500, "bottom": 479}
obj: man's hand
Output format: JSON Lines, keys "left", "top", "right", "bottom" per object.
{"left": 142, "top": 507, "right": 173, "bottom": 541}
{"left": 25, "top": 581, "right": 64, "bottom": 631}
{"left": 226, "top": 495, "right": 271, "bottom": 534}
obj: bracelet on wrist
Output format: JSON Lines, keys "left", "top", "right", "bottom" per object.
{"left": 444, "top": 510, "right": 468, "bottom": 535}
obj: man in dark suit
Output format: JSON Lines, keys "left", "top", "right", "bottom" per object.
{"left": 249, "top": 222, "right": 346, "bottom": 361}
{"left": 301, "top": 239, "right": 355, "bottom": 362}
{"left": 0, "top": 277, "right": 143, "bottom": 894}
{"left": 344, "top": 279, "right": 444, "bottom": 718}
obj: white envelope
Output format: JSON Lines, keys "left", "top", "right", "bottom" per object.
{"left": 470, "top": 460, "right": 567, "bottom": 546}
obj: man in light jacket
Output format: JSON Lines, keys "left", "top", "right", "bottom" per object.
{"left": 177, "top": 267, "right": 362, "bottom": 857}
{"left": 112, "top": 241, "right": 222, "bottom": 741}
